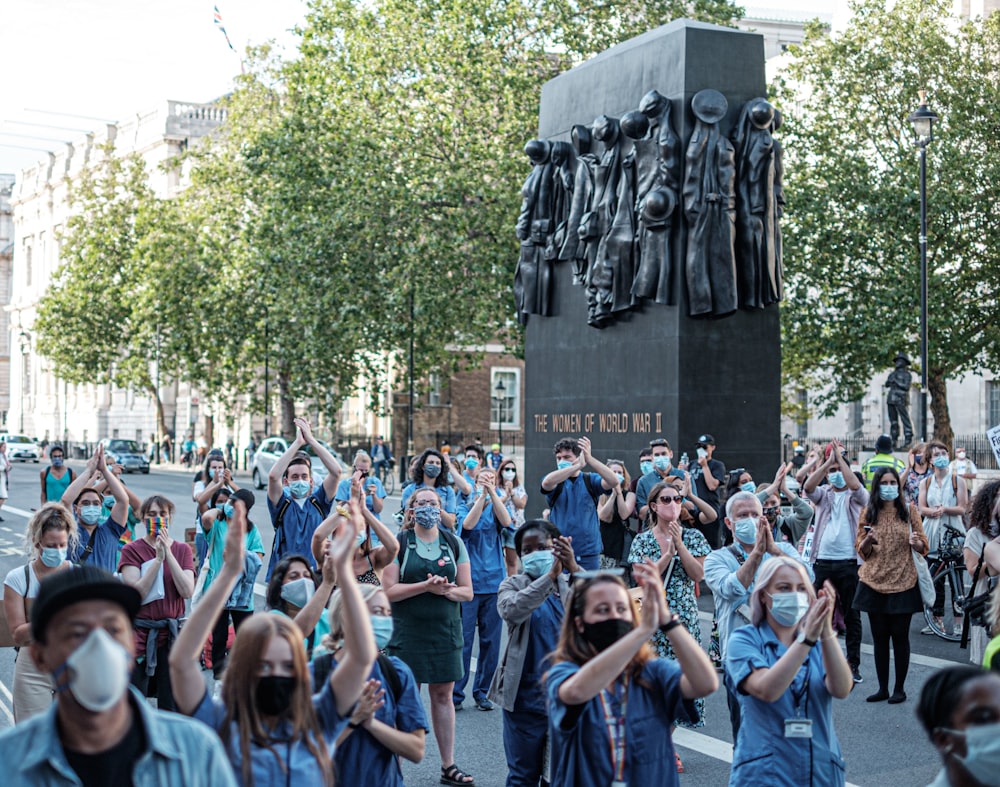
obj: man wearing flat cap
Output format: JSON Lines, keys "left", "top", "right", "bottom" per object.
{"left": 0, "top": 565, "right": 236, "bottom": 786}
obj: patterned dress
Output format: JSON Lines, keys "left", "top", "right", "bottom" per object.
{"left": 629, "top": 525, "right": 711, "bottom": 727}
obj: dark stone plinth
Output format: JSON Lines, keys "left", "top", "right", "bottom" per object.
{"left": 524, "top": 20, "right": 780, "bottom": 517}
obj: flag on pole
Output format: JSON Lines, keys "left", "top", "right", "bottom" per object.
{"left": 213, "top": 5, "right": 236, "bottom": 52}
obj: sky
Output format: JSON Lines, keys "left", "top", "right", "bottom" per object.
{"left": 0, "top": 0, "right": 837, "bottom": 176}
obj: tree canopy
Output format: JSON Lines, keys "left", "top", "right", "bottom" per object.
{"left": 776, "top": 0, "right": 1000, "bottom": 444}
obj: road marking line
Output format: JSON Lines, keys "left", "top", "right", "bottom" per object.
{"left": 0, "top": 679, "right": 15, "bottom": 724}
{"left": 672, "top": 728, "right": 862, "bottom": 786}
{"left": 2, "top": 506, "right": 33, "bottom": 520}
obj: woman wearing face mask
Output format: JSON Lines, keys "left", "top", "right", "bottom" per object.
{"left": 629, "top": 480, "right": 711, "bottom": 763}
{"left": 193, "top": 451, "right": 238, "bottom": 567}
{"left": 399, "top": 449, "right": 458, "bottom": 530}
{"left": 310, "top": 585, "right": 428, "bottom": 786}
{"left": 919, "top": 441, "right": 969, "bottom": 633}
{"left": 853, "top": 466, "right": 928, "bottom": 703}
{"left": 497, "top": 459, "right": 528, "bottom": 576}
{"left": 546, "top": 562, "right": 718, "bottom": 787}
{"left": 170, "top": 498, "right": 375, "bottom": 787}
{"left": 725, "top": 468, "right": 757, "bottom": 502}
{"left": 3, "top": 503, "right": 77, "bottom": 722}
{"left": 490, "top": 520, "right": 577, "bottom": 786}
{"left": 118, "top": 495, "right": 195, "bottom": 712}
{"left": 726, "top": 557, "right": 853, "bottom": 786}
{"left": 312, "top": 478, "right": 399, "bottom": 586}
{"left": 917, "top": 665, "right": 1000, "bottom": 787}
{"left": 901, "top": 443, "right": 933, "bottom": 507}
{"left": 965, "top": 481, "right": 1000, "bottom": 666}
{"left": 598, "top": 460, "right": 637, "bottom": 572}
{"left": 266, "top": 551, "right": 337, "bottom": 660}
{"left": 197, "top": 488, "right": 264, "bottom": 681}
{"left": 382, "top": 488, "right": 475, "bottom": 786}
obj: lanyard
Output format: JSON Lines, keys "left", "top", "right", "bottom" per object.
{"left": 598, "top": 679, "right": 629, "bottom": 782}
{"left": 791, "top": 657, "right": 810, "bottom": 718}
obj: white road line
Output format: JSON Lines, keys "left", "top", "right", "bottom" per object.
{"left": 673, "top": 728, "right": 862, "bottom": 787}
{"left": 2, "top": 506, "right": 33, "bottom": 520}
{"left": 0, "top": 679, "right": 15, "bottom": 724}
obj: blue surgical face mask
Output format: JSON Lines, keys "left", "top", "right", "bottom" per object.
{"left": 734, "top": 516, "right": 758, "bottom": 544}
{"left": 615, "top": 473, "right": 625, "bottom": 485}
{"left": 371, "top": 615, "right": 394, "bottom": 650}
{"left": 932, "top": 455, "right": 950, "bottom": 469}
{"left": 767, "top": 591, "right": 810, "bottom": 627}
{"left": 102, "top": 496, "right": 115, "bottom": 509}
{"left": 41, "top": 546, "right": 68, "bottom": 567}
{"left": 465, "top": 456, "right": 479, "bottom": 470}
{"left": 51, "top": 457, "right": 64, "bottom": 468}
{"left": 640, "top": 461, "right": 654, "bottom": 476}
{"left": 879, "top": 484, "right": 899, "bottom": 501}
{"left": 356, "top": 532, "right": 366, "bottom": 548}
{"left": 653, "top": 456, "right": 671, "bottom": 472}
{"left": 280, "top": 577, "right": 314, "bottom": 608}
{"left": 828, "top": 471, "right": 845, "bottom": 488}
{"left": 288, "top": 480, "right": 311, "bottom": 499}
{"left": 217, "top": 502, "right": 234, "bottom": 519}
{"left": 423, "top": 463, "right": 441, "bottom": 478}
{"left": 741, "top": 481, "right": 756, "bottom": 493}
{"left": 79, "top": 505, "right": 102, "bottom": 525}
{"left": 938, "top": 722, "right": 1000, "bottom": 786}
{"left": 521, "top": 549, "right": 555, "bottom": 578}
{"left": 556, "top": 460, "right": 573, "bottom": 471}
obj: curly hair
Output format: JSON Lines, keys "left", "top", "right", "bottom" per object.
{"left": 24, "top": 502, "right": 79, "bottom": 558}
{"left": 967, "top": 479, "right": 1000, "bottom": 535}
{"left": 410, "top": 448, "right": 451, "bottom": 489}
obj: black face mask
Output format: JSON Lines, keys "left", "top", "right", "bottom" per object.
{"left": 582, "top": 619, "right": 633, "bottom": 652}
{"left": 256, "top": 676, "right": 296, "bottom": 716}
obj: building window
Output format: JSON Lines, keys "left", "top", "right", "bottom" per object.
{"left": 427, "top": 372, "right": 442, "bottom": 406}
{"left": 490, "top": 368, "right": 520, "bottom": 429}
{"left": 988, "top": 381, "right": 1000, "bottom": 429}
{"left": 24, "top": 242, "right": 32, "bottom": 287}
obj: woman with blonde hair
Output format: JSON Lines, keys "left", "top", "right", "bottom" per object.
{"left": 727, "top": 556, "right": 853, "bottom": 786}
{"left": 3, "top": 503, "right": 77, "bottom": 721}
{"left": 170, "top": 497, "right": 374, "bottom": 786}
{"left": 546, "top": 562, "right": 718, "bottom": 786}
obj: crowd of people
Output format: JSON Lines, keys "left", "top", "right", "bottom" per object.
{"left": 0, "top": 424, "right": 998, "bottom": 787}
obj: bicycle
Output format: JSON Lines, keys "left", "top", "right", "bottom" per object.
{"left": 922, "top": 526, "right": 969, "bottom": 642}
{"left": 376, "top": 460, "right": 396, "bottom": 496}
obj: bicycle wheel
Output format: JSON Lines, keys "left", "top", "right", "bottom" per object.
{"left": 922, "top": 559, "right": 968, "bottom": 642}
{"left": 382, "top": 467, "right": 395, "bottom": 495}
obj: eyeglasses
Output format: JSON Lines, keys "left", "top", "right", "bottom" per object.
{"left": 570, "top": 567, "right": 625, "bottom": 584}
{"left": 657, "top": 495, "right": 682, "bottom": 504}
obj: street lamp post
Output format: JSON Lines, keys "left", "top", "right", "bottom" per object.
{"left": 908, "top": 91, "right": 938, "bottom": 442}
{"left": 494, "top": 378, "right": 506, "bottom": 454}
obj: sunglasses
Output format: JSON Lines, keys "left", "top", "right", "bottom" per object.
{"left": 656, "top": 494, "right": 682, "bottom": 504}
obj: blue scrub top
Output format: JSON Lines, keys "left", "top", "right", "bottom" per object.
{"left": 324, "top": 655, "right": 428, "bottom": 787}
{"left": 458, "top": 501, "right": 506, "bottom": 595}
{"left": 547, "top": 658, "right": 694, "bottom": 787}
{"left": 544, "top": 472, "right": 604, "bottom": 557}
{"left": 193, "top": 678, "right": 345, "bottom": 787}
{"left": 72, "top": 516, "right": 126, "bottom": 574}
{"left": 515, "top": 593, "right": 563, "bottom": 714}
{"left": 265, "top": 486, "right": 332, "bottom": 580}
{"left": 726, "top": 622, "right": 846, "bottom": 787}
{"left": 335, "top": 477, "right": 386, "bottom": 515}
{"left": 400, "top": 483, "right": 457, "bottom": 517}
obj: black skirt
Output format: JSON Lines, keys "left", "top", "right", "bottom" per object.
{"left": 853, "top": 581, "right": 923, "bottom": 615}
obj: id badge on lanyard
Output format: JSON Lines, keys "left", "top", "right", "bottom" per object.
{"left": 783, "top": 660, "right": 813, "bottom": 739}
{"left": 599, "top": 680, "right": 629, "bottom": 787}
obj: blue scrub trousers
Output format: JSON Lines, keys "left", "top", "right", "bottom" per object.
{"left": 503, "top": 708, "right": 549, "bottom": 787}
{"left": 454, "top": 592, "right": 501, "bottom": 704}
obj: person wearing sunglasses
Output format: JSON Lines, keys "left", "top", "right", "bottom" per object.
{"left": 546, "top": 561, "right": 718, "bottom": 787}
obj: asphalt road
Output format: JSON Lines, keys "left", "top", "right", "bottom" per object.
{"left": 0, "top": 461, "right": 963, "bottom": 784}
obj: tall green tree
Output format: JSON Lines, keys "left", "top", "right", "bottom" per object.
{"left": 776, "top": 0, "right": 1000, "bottom": 445}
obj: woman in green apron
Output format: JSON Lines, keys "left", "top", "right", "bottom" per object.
{"left": 383, "top": 487, "right": 475, "bottom": 786}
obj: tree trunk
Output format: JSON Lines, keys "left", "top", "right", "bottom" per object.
{"left": 145, "top": 382, "right": 169, "bottom": 448}
{"left": 928, "top": 369, "right": 953, "bottom": 447}
{"left": 279, "top": 369, "right": 295, "bottom": 440}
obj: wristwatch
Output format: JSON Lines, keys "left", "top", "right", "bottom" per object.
{"left": 659, "top": 613, "right": 682, "bottom": 634}
{"left": 796, "top": 631, "right": 817, "bottom": 648}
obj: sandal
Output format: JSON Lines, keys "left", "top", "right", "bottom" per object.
{"left": 441, "top": 764, "right": 475, "bottom": 786}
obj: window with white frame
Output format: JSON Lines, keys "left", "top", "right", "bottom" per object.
{"left": 988, "top": 380, "right": 1000, "bottom": 430}
{"left": 490, "top": 368, "right": 519, "bottom": 429}
{"left": 427, "top": 372, "right": 442, "bottom": 406}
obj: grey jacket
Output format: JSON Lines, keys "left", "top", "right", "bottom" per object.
{"left": 488, "top": 572, "right": 572, "bottom": 711}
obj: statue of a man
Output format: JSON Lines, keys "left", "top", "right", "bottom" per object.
{"left": 885, "top": 352, "right": 914, "bottom": 448}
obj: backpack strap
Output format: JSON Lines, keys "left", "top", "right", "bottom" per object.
{"left": 377, "top": 653, "right": 402, "bottom": 703}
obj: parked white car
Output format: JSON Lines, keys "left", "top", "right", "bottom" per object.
{"left": 0, "top": 433, "right": 41, "bottom": 462}
{"left": 250, "top": 436, "right": 349, "bottom": 490}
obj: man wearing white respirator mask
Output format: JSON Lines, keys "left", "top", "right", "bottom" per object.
{"left": 704, "top": 490, "right": 812, "bottom": 743}
{"left": 0, "top": 565, "right": 236, "bottom": 786}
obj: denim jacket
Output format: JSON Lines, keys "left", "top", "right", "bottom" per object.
{"left": 227, "top": 552, "right": 263, "bottom": 610}
{"left": 0, "top": 686, "right": 237, "bottom": 786}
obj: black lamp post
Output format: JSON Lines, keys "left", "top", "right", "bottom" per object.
{"left": 494, "top": 378, "right": 506, "bottom": 454}
{"left": 908, "top": 90, "right": 938, "bottom": 442}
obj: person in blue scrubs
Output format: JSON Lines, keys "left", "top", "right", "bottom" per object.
{"left": 317, "top": 584, "right": 428, "bottom": 786}
{"left": 489, "top": 520, "right": 577, "bottom": 787}
{"left": 546, "top": 562, "right": 718, "bottom": 787}
{"left": 726, "top": 556, "right": 854, "bottom": 787}
{"left": 399, "top": 448, "right": 458, "bottom": 530}
{"left": 169, "top": 497, "right": 376, "bottom": 787}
